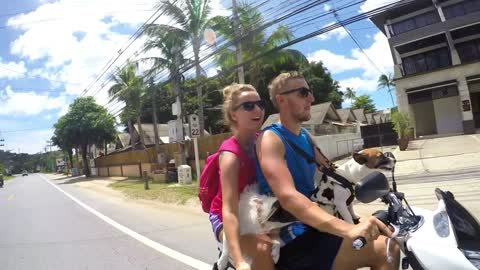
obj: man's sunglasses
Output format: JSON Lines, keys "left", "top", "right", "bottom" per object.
{"left": 234, "top": 100, "right": 266, "bottom": 111}
{"left": 279, "top": 87, "right": 313, "bottom": 98}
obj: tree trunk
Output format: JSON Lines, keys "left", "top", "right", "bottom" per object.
{"left": 193, "top": 38, "right": 205, "bottom": 136}
{"left": 81, "top": 144, "right": 90, "bottom": 177}
{"left": 152, "top": 87, "right": 160, "bottom": 162}
{"left": 387, "top": 86, "right": 395, "bottom": 107}
{"left": 127, "top": 119, "right": 134, "bottom": 146}
{"left": 67, "top": 149, "right": 74, "bottom": 174}
{"left": 137, "top": 115, "right": 145, "bottom": 148}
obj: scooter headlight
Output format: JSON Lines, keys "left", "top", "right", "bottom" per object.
{"left": 461, "top": 249, "right": 480, "bottom": 269}
{"left": 433, "top": 211, "right": 450, "bottom": 238}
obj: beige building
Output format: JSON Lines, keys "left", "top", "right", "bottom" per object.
{"left": 371, "top": 0, "right": 480, "bottom": 136}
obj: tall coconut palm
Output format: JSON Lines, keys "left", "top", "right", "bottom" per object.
{"left": 210, "top": 3, "right": 308, "bottom": 88}
{"left": 147, "top": 0, "right": 212, "bottom": 136}
{"left": 378, "top": 73, "right": 396, "bottom": 107}
{"left": 345, "top": 87, "right": 356, "bottom": 107}
{"left": 108, "top": 63, "right": 146, "bottom": 148}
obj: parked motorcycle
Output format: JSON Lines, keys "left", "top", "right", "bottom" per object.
{"left": 355, "top": 171, "right": 480, "bottom": 270}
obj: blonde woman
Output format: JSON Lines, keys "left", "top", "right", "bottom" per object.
{"left": 208, "top": 84, "right": 274, "bottom": 270}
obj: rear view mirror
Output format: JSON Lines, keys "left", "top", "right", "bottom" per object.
{"left": 355, "top": 172, "right": 390, "bottom": 203}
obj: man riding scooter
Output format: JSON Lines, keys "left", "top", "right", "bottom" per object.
{"left": 255, "top": 72, "right": 400, "bottom": 270}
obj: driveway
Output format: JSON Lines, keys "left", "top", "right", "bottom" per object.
{"left": 392, "top": 134, "right": 480, "bottom": 176}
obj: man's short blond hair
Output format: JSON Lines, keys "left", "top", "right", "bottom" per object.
{"left": 268, "top": 71, "right": 305, "bottom": 107}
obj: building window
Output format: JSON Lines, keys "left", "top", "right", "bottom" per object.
{"left": 391, "top": 11, "right": 440, "bottom": 35}
{"left": 456, "top": 39, "right": 480, "bottom": 63}
{"left": 402, "top": 47, "right": 451, "bottom": 75}
{"left": 443, "top": 0, "right": 480, "bottom": 19}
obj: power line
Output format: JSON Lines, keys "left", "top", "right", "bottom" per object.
{"left": 0, "top": 64, "right": 82, "bottom": 86}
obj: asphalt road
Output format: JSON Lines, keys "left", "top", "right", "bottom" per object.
{"left": 0, "top": 174, "right": 215, "bottom": 270}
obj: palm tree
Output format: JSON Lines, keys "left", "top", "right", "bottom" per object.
{"left": 108, "top": 63, "right": 146, "bottom": 148}
{"left": 345, "top": 87, "right": 355, "bottom": 107}
{"left": 147, "top": 0, "right": 212, "bottom": 136}
{"left": 378, "top": 73, "right": 396, "bottom": 107}
{"left": 210, "top": 3, "right": 307, "bottom": 88}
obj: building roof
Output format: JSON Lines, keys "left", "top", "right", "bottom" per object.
{"left": 134, "top": 123, "right": 210, "bottom": 145}
{"left": 117, "top": 133, "right": 131, "bottom": 148}
{"left": 365, "top": 113, "right": 375, "bottom": 125}
{"left": 336, "top": 108, "right": 357, "bottom": 123}
{"left": 372, "top": 113, "right": 383, "bottom": 124}
{"left": 352, "top": 109, "right": 367, "bottom": 123}
{"left": 304, "top": 102, "right": 341, "bottom": 125}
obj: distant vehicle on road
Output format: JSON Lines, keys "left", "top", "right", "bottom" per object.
{"left": 22, "top": 170, "right": 28, "bottom": 176}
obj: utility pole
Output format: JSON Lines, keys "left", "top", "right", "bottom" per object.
{"left": 172, "top": 47, "right": 187, "bottom": 166}
{"left": 151, "top": 80, "right": 160, "bottom": 162}
{"left": 232, "top": 0, "right": 245, "bottom": 84}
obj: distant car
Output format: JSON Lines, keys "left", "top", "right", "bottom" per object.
{"left": 22, "top": 170, "right": 28, "bottom": 176}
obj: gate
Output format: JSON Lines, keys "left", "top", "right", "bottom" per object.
{"left": 360, "top": 123, "right": 398, "bottom": 148}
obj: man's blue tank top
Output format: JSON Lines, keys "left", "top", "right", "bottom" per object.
{"left": 256, "top": 123, "right": 316, "bottom": 197}
{"left": 255, "top": 123, "right": 317, "bottom": 246}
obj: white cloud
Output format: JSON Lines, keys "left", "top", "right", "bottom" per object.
{"left": 0, "top": 86, "right": 68, "bottom": 115}
{"left": 360, "top": 0, "right": 402, "bottom": 13}
{"left": 318, "top": 22, "right": 348, "bottom": 41}
{"left": 6, "top": 0, "right": 229, "bottom": 108}
{"left": 323, "top": 4, "right": 331, "bottom": 11}
{"left": 308, "top": 32, "right": 393, "bottom": 93}
{"left": 0, "top": 58, "right": 27, "bottom": 79}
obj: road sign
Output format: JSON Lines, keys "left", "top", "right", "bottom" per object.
{"left": 189, "top": 114, "right": 200, "bottom": 138}
{"left": 168, "top": 119, "right": 184, "bottom": 142}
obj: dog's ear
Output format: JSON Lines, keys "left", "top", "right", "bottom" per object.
{"left": 353, "top": 152, "right": 368, "bottom": 165}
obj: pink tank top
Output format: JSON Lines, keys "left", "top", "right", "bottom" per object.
{"left": 209, "top": 136, "right": 256, "bottom": 221}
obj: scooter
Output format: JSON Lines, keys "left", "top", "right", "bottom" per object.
{"left": 355, "top": 171, "right": 480, "bottom": 270}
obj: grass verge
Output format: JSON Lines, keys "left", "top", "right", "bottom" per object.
{"left": 108, "top": 178, "right": 199, "bottom": 205}
{"left": 4, "top": 176, "right": 14, "bottom": 181}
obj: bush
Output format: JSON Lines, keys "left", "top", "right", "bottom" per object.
{"left": 391, "top": 111, "right": 411, "bottom": 139}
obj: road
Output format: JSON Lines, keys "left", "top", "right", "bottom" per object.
{"left": 0, "top": 174, "right": 216, "bottom": 270}
{"left": 1, "top": 169, "right": 479, "bottom": 270}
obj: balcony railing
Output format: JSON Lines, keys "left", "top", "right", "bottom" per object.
{"left": 401, "top": 47, "right": 451, "bottom": 76}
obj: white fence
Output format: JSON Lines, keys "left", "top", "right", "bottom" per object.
{"left": 311, "top": 132, "right": 364, "bottom": 160}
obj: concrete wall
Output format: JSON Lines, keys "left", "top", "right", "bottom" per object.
{"left": 311, "top": 132, "right": 363, "bottom": 160}
{"left": 412, "top": 101, "right": 437, "bottom": 136}
{"left": 434, "top": 96, "right": 463, "bottom": 134}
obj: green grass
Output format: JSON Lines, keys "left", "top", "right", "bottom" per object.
{"left": 108, "top": 178, "right": 199, "bottom": 205}
{"left": 4, "top": 176, "right": 14, "bottom": 181}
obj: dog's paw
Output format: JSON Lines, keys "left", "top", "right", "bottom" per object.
{"left": 236, "top": 261, "right": 251, "bottom": 270}
{"left": 271, "top": 243, "right": 281, "bottom": 263}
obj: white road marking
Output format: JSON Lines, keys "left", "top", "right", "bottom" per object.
{"left": 471, "top": 135, "right": 480, "bottom": 143}
{"left": 39, "top": 174, "right": 212, "bottom": 270}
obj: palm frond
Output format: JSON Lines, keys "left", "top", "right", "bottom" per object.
{"left": 156, "top": 0, "right": 187, "bottom": 27}
{"left": 264, "top": 25, "right": 293, "bottom": 50}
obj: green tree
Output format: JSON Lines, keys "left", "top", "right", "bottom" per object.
{"left": 109, "top": 62, "right": 146, "bottom": 148}
{"left": 148, "top": 0, "right": 212, "bottom": 136}
{"left": 352, "top": 95, "right": 376, "bottom": 113}
{"left": 53, "top": 97, "right": 116, "bottom": 177}
{"left": 51, "top": 116, "right": 74, "bottom": 171}
{"left": 301, "top": 61, "right": 344, "bottom": 109}
{"left": 378, "top": 73, "right": 395, "bottom": 107}
{"left": 345, "top": 87, "right": 356, "bottom": 107}
{"left": 210, "top": 2, "right": 307, "bottom": 88}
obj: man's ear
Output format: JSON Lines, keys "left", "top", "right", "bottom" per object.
{"left": 353, "top": 152, "right": 368, "bottom": 165}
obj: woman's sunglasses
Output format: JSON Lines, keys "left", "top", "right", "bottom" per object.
{"left": 234, "top": 100, "right": 266, "bottom": 111}
{"left": 279, "top": 87, "right": 313, "bottom": 98}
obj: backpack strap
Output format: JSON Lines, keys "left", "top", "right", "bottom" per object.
{"left": 277, "top": 131, "right": 355, "bottom": 196}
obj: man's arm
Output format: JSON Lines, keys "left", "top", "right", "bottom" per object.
{"left": 256, "top": 131, "right": 353, "bottom": 238}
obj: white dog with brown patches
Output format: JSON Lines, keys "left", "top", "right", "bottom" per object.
{"left": 216, "top": 149, "right": 395, "bottom": 270}
{"left": 312, "top": 149, "right": 396, "bottom": 224}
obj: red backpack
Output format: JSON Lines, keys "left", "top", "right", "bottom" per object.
{"left": 198, "top": 137, "right": 243, "bottom": 213}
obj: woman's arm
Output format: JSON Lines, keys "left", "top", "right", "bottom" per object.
{"left": 219, "top": 151, "right": 246, "bottom": 266}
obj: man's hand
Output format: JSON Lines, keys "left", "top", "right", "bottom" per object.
{"left": 347, "top": 216, "right": 393, "bottom": 244}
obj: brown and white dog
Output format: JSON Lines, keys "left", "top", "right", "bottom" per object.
{"left": 312, "top": 149, "right": 396, "bottom": 224}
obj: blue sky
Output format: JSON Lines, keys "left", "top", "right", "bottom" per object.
{"left": 0, "top": 0, "right": 397, "bottom": 154}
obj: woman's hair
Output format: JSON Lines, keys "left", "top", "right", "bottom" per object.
{"left": 222, "top": 83, "right": 257, "bottom": 127}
